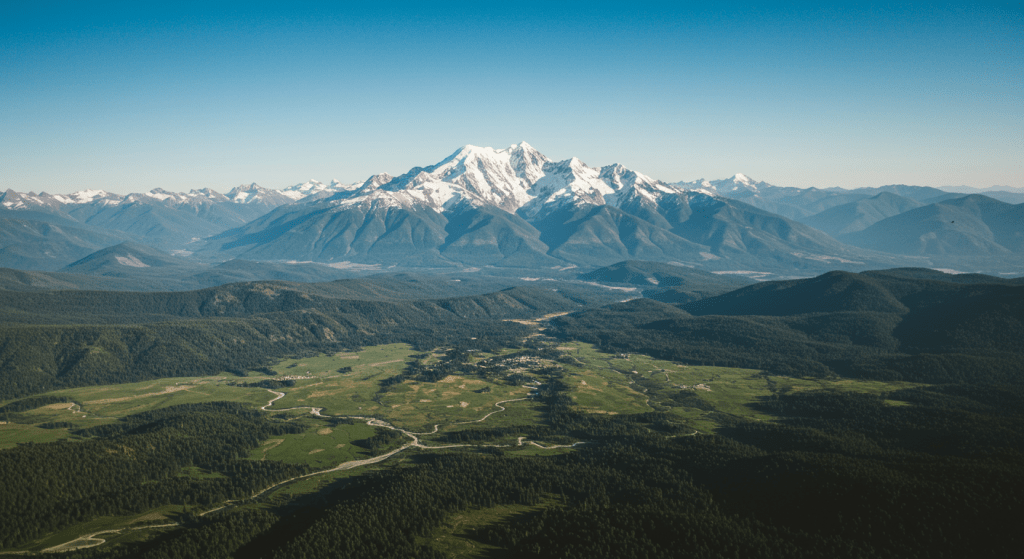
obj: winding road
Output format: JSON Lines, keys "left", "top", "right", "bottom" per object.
{"left": 25, "top": 381, "right": 582, "bottom": 554}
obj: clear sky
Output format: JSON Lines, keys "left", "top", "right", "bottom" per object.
{"left": 2, "top": 1, "right": 1021, "bottom": 194}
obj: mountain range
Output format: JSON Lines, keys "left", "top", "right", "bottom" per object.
{"left": 2, "top": 142, "right": 1022, "bottom": 278}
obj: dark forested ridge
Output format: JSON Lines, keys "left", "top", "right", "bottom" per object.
{"left": 552, "top": 269, "right": 1024, "bottom": 383}
{"left": 0, "top": 279, "right": 623, "bottom": 399}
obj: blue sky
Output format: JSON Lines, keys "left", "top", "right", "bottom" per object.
{"left": 2, "top": 1, "right": 1021, "bottom": 194}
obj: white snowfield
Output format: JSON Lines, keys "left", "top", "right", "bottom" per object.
{"left": 314, "top": 142, "right": 747, "bottom": 219}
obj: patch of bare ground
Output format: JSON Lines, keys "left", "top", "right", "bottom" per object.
{"left": 85, "top": 385, "right": 190, "bottom": 405}
{"left": 370, "top": 359, "right": 404, "bottom": 367}
{"left": 257, "top": 439, "right": 284, "bottom": 461}
{"left": 130, "top": 512, "right": 167, "bottom": 524}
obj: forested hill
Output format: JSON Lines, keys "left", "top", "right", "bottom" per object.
{"left": 680, "top": 270, "right": 1024, "bottom": 354}
{"left": 0, "top": 279, "right": 616, "bottom": 399}
{"left": 683, "top": 268, "right": 1024, "bottom": 317}
{"left": 551, "top": 269, "right": 1024, "bottom": 384}
{"left": 0, "top": 275, "right": 617, "bottom": 325}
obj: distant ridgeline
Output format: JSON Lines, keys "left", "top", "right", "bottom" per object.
{"left": 5, "top": 145, "right": 1023, "bottom": 278}
{"left": 550, "top": 267, "right": 1024, "bottom": 384}
{"left": 0, "top": 278, "right": 619, "bottom": 399}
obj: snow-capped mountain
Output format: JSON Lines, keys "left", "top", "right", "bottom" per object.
{"left": 280, "top": 180, "right": 361, "bottom": 203}
{"left": 672, "top": 174, "right": 772, "bottom": 196}
{"left": 1, "top": 183, "right": 296, "bottom": 258}
{"left": 1, "top": 190, "right": 67, "bottom": 212}
{"left": 5, "top": 142, "right": 959, "bottom": 273}
{"left": 226, "top": 183, "right": 295, "bottom": 206}
{"left": 323, "top": 142, "right": 691, "bottom": 219}
{"left": 203, "top": 143, "right": 897, "bottom": 272}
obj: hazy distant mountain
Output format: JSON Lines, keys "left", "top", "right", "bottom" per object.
{"left": 842, "top": 195, "right": 1024, "bottom": 255}
{"left": 862, "top": 267, "right": 1024, "bottom": 286}
{"left": 801, "top": 192, "right": 925, "bottom": 236}
{"left": 1, "top": 184, "right": 295, "bottom": 256}
{"left": 61, "top": 241, "right": 202, "bottom": 276}
{"left": 677, "top": 178, "right": 960, "bottom": 221}
{"left": 937, "top": 185, "right": 1024, "bottom": 204}
{"left": 225, "top": 183, "right": 296, "bottom": 211}
{"left": 579, "top": 260, "right": 754, "bottom": 303}
{"left": 0, "top": 216, "right": 130, "bottom": 271}
{"left": 279, "top": 180, "right": 362, "bottom": 203}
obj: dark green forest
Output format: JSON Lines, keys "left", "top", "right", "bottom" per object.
{"left": 551, "top": 270, "right": 1024, "bottom": 384}
{"left": 0, "top": 281, "right": 620, "bottom": 399}
{"left": 0, "top": 403, "right": 310, "bottom": 548}
{"left": 2, "top": 268, "right": 1023, "bottom": 557}
{"left": 41, "top": 375, "right": 1024, "bottom": 559}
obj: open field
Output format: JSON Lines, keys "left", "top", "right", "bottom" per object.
{"left": 250, "top": 419, "right": 379, "bottom": 469}
{"left": 425, "top": 500, "right": 558, "bottom": 558}
{"left": 1, "top": 340, "right": 929, "bottom": 451}
{"left": 377, "top": 376, "right": 534, "bottom": 433}
{"left": 550, "top": 341, "right": 925, "bottom": 433}
{"left": 1, "top": 338, "right": 933, "bottom": 554}
{"left": 0, "top": 422, "right": 77, "bottom": 449}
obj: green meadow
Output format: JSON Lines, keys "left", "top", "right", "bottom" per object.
{"left": 0, "top": 338, "right": 935, "bottom": 556}
{"left": 1, "top": 340, "right": 927, "bottom": 454}
{"left": 424, "top": 499, "right": 559, "bottom": 558}
{"left": 551, "top": 341, "right": 924, "bottom": 433}
{"left": 250, "top": 418, "right": 380, "bottom": 469}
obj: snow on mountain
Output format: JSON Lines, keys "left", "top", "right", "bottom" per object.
{"left": 335, "top": 142, "right": 551, "bottom": 212}
{"left": 279, "top": 179, "right": 360, "bottom": 202}
{"left": 52, "top": 189, "right": 123, "bottom": 205}
{"left": 1, "top": 190, "right": 66, "bottom": 211}
{"left": 189, "top": 188, "right": 230, "bottom": 203}
{"left": 2, "top": 144, "right": 751, "bottom": 229}
{"left": 733, "top": 173, "right": 754, "bottom": 187}
{"left": 226, "top": 183, "right": 294, "bottom": 206}
{"left": 672, "top": 174, "right": 769, "bottom": 196}
{"left": 322, "top": 141, "right": 693, "bottom": 218}
{"left": 361, "top": 174, "right": 395, "bottom": 189}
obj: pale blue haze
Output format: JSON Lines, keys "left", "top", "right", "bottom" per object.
{"left": 2, "top": 1, "right": 1021, "bottom": 194}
